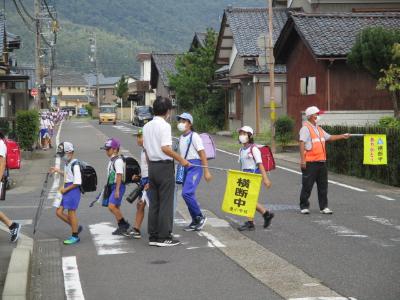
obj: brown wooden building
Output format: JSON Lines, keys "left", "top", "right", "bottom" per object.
{"left": 274, "top": 12, "right": 399, "bottom": 129}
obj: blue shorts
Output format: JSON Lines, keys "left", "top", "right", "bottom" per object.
{"left": 61, "top": 183, "right": 81, "bottom": 210}
{"left": 108, "top": 184, "right": 126, "bottom": 206}
{"left": 40, "top": 129, "right": 49, "bottom": 138}
{"left": 139, "top": 177, "right": 149, "bottom": 198}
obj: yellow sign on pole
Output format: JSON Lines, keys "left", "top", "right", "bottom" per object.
{"left": 363, "top": 134, "right": 387, "bottom": 165}
{"left": 221, "top": 170, "right": 262, "bottom": 218}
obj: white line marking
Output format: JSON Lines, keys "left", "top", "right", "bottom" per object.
{"left": 48, "top": 122, "right": 63, "bottom": 201}
{"left": 276, "top": 165, "right": 302, "bottom": 175}
{"left": 365, "top": 216, "right": 400, "bottom": 231}
{"left": 88, "top": 222, "right": 135, "bottom": 255}
{"left": 197, "top": 231, "right": 226, "bottom": 248}
{"left": 62, "top": 256, "right": 85, "bottom": 300}
{"left": 376, "top": 195, "right": 396, "bottom": 201}
{"left": 289, "top": 298, "right": 357, "bottom": 300}
{"left": 215, "top": 147, "right": 366, "bottom": 192}
{"left": 13, "top": 219, "right": 33, "bottom": 225}
{"left": 327, "top": 180, "right": 366, "bottom": 192}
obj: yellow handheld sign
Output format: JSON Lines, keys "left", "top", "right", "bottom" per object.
{"left": 363, "top": 134, "right": 387, "bottom": 165}
{"left": 222, "top": 170, "right": 262, "bottom": 218}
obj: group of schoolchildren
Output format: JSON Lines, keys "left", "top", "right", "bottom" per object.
{"left": 39, "top": 110, "right": 67, "bottom": 150}
{"left": 50, "top": 113, "right": 274, "bottom": 246}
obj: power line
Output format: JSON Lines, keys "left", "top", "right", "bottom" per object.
{"left": 17, "top": 0, "right": 35, "bottom": 21}
{"left": 11, "top": 0, "right": 34, "bottom": 32}
{"left": 42, "top": 0, "right": 56, "bottom": 21}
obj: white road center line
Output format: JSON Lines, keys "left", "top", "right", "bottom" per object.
{"left": 216, "top": 147, "right": 366, "bottom": 192}
{"left": 288, "top": 297, "right": 357, "bottom": 300}
{"left": 376, "top": 195, "right": 396, "bottom": 201}
{"left": 88, "top": 222, "right": 135, "bottom": 255}
{"left": 62, "top": 256, "right": 85, "bottom": 300}
{"left": 123, "top": 123, "right": 368, "bottom": 193}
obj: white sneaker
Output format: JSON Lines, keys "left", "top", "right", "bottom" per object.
{"left": 320, "top": 208, "right": 333, "bottom": 214}
{"left": 300, "top": 209, "right": 310, "bottom": 214}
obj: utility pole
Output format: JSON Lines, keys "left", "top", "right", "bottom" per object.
{"left": 34, "top": 0, "right": 42, "bottom": 109}
{"left": 89, "top": 32, "right": 100, "bottom": 108}
{"left": 267, "top": 0, "right": 276, "bottom": 153}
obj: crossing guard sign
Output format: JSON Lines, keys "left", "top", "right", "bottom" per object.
{"left": 363, "top": 134, "right": 387, "bottom": 165}
{"left": 222, "top": 170, "right": 262, "bottom": 218}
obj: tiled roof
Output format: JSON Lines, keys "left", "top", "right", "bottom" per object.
{"left": 291, "top": 12, "right": 400, "bottom": 57}
{"left": 151, "top": 53, "right": 179, "bottom": 87}
{"left": 84, "top": 73, "right": 120, "bottom": 86}
{"left": 12, "top": 65, "right": 36, "bottom": 89}
{"left": 246, "top": 64, "right": 287, "bottom": 74}
{"left": 194, "top": 32, "right": 207, "bottom": 47}
{"left": 52, "top": 71, "right": 88, "bottom": 87}
{"left": 226, "top": 7, "right": 288, "bottom": 57}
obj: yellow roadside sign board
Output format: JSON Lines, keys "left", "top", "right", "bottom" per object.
{"left": 221, "top": 170, "right": 262, "bottom": 218}
{"left": 363, "top": 134, "right": 387, "bottom": 165}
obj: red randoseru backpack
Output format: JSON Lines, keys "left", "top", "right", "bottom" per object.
{"left": 251, "top": 145, "right": 276, "bottom": 172}
{"left": 5, "top": 139, "right": 21, "bottom": 170}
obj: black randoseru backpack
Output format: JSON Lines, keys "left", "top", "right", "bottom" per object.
{"left": 72, "top": 161, "right": 98, "bottom": 193}
{"left": 122, "top": 156, "right": 141, "bottom": 184}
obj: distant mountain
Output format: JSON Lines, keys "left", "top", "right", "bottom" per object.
{"left": 6, "top": 0, "right": 265, "bottom": 76}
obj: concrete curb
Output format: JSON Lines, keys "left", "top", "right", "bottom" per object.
{"left": 0, "top": 225, "right": 33, "bottom": 300}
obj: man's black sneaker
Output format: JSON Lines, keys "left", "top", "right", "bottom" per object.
{"left": 238, "top": 221, "right": 255, "bottom": 232}
{"left": 263, "top": 212, "right": 275, "bottom": 229}
{"left": 183, "top": 221, "right": 197, "bottom": 232}
{"left": 127, "top": 227, "right": 142, "bottom": 239}
{"left": 194, "top": 216, "right": 207, "bottom": 231}
{"left": 9, "top": 223, "right": 21, "bottom": 243}
{"left": 157, "top": 239, "right": 181, "bottom": 247}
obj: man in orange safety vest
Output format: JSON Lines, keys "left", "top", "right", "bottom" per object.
{"left": 299, "top": 106, "right": 350, "bottom": 215}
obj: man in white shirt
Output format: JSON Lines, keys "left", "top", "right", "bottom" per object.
{"left": 0, "top": 133, "right": 21, "bottom": 242}
{"left": 143, "top": 97, "right": 189, "bottom": 247}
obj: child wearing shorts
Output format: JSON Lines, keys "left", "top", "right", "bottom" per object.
{"left": 51, "top": 142, "right": 83, "bottom": 245}
{"left": 101, "top": 138, "right": 130, "bottom": 235}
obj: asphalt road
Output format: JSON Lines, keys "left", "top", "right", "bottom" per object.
{"left": 9, "top": 119, "right": 399, "bottom": 300}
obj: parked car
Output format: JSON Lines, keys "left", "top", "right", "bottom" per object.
{"left": 77, "top": 108, "right": 89, "bottom": 117}
{"left": 133, "top": 106, "right": 153, "bottom": 127}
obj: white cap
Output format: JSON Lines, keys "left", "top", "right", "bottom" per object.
{"left": 305, "top": 106, "right": 320, "bottom": 117}
{"left": 237, "top": 126, "right": 254, "bottom": 135}
{"left": 63, "top": 142, "right": 74, "bottom": 153}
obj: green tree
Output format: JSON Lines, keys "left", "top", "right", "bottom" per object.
{"left": 169, "top": 28, "right": 225, "bottom": 130}
{"left": 377, "top": 43, "right": 400, "bottom": 119}
{"left": 348, "top": 27, "right": 400, "bottom": 119}
{"left": 115, "top": 75, "right": 129, "bottom": 107}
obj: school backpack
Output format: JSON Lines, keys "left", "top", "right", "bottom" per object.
{"left": 5, "top": 139, "right": 21, "bottom": 170}
{"left": 112, "top": 155, "right": 141, "bottom": 184}
{"left": 71, "top": 160, "right": 98, "bottom": 193}
{"left": 199, "top": 133, "right": 216, "bottom": 160}
{"left": 250, "top": 145, "right": 276, "bottom": 172}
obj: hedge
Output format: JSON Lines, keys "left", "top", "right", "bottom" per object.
{"left": 323, "top": 125, "right": 400, "bottom": 187}
{"left": 16, "top": 110, "right": 40, "bottom": 151}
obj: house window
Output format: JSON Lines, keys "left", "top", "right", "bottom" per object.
{"left": 228, "top": 86, "right": 241, "bottom": 119}
{"left": 101, "top": 89, "right": 106, "bottom": 96}
{"left": 264, "top": 85, "right": 283, "bottom": 107}
{"left": 112, "top": 89, "right": 115, "bottom": 95}
{"left": 300, "top": 76, "right": 316, "bottom": 95}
